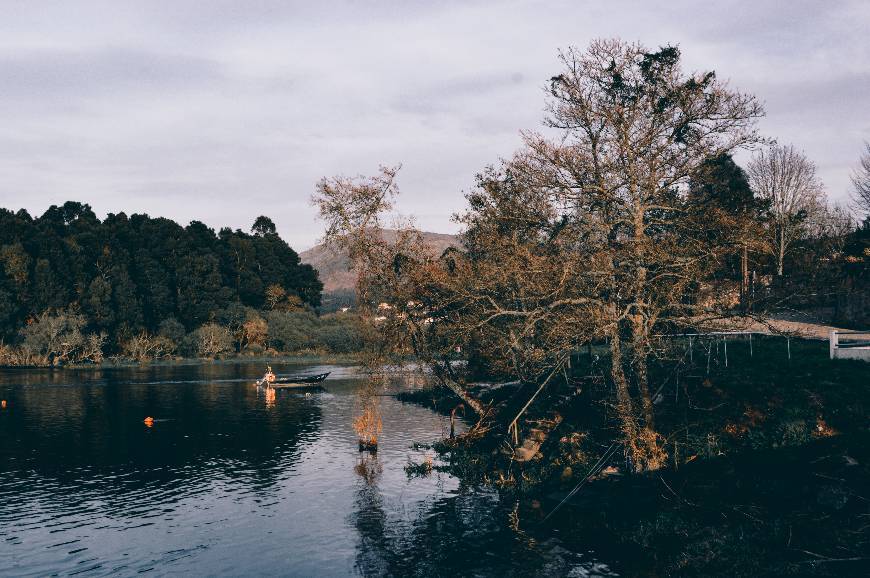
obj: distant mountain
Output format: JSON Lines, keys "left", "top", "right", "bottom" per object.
{"left": 300, "top": 230, "right": 460, "bottom": 293}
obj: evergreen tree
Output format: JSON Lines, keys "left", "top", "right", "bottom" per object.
{"left": 0, "top": 204, "right": 322, "bottom": 348}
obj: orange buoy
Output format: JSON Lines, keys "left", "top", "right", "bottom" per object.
{"left": 1, "top": 400, "right": 6, "bottom": 409}
{"left": 143, "top": 416, "right": 155, "bottom": 427}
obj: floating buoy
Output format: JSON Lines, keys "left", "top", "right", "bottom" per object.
{"left": 143, "top": 416, "right": 155, "bottom": 427}
{"left": 1, "top": 400, "right": 6, "bottom": 409}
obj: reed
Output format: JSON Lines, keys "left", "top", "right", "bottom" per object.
{"left": 353, "top": 403, "right": 382, "bottom": 450}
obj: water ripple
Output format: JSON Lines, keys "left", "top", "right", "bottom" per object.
{"left": 0, "top": 363, "right": 616, "bottom": 577}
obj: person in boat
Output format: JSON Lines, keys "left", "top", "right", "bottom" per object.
{"left": 262, "top": 366, "right": 276, "bottom": 387}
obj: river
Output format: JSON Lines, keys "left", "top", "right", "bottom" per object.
{"left": 0, "top": 361, "right": 616, "bottom": 577}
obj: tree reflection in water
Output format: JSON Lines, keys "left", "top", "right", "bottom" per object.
{"left": 349, "top": 449, "right": 618, "bottom": 577}
{"left": 0, "top": 363, "right": 324, "bottom": 513}
{"left": 352, "top": 450, "right": 389, "bottom": 577}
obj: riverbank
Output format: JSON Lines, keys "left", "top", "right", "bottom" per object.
{"left": 0, "top": 351, "right": 364, "bottom": 370}
{"left": 535, "top": 432, "right": 870, "bottom": 576}
{"left": 399, "top": 336, "right": 870, "bottom": 575}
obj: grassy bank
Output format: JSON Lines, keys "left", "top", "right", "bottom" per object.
{"left": 0, "top": 351, "right": 363, "bottom": 370}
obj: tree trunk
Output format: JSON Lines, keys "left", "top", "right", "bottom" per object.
{"left": 608, "top": 325, "right": 640, "bottom": 452}
{"left": 612, "top": 319, "right": 666, "bottom": 472}
{"left": 777, "top": 227, "right": 785, "bottom": 276}
{"left": 630, "top": 315, "right": 654, "bottom": 428}
{"left": 740, "top": 244, "right": 749, "bottom": 313}
{"left": 434, "top": 371, "right": 486, "bottom": 417}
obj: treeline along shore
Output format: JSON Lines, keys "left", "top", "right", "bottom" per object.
{"left": 0, "top": 202, "right": 363, "bottom": 366}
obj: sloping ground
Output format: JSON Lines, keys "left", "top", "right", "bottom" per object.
{"left": 298, "top": 242, "right": 355, "bottom": 293}
{"left": 299, "top": 230, "right": 459, "bottom": 293}
{"left": 428, "top": 338, "right": 870, "bottom": 575}
{"left": 514, "top": 414, "right": 563, "bottom": 462}
{"left": 707, "top": 312, "right": 860, "bottom": 340}
{"left": 545, "top": 433, "right": 870, "bottom": 577}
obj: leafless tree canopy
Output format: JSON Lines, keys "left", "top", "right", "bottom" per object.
{"left": 748, "top": 144, "right": 825, "bottom": 275}
{"left": 852, "top": 141, "right": 870, "bottom": 216}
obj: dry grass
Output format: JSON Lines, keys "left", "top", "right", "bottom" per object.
{"left": 353, "top": 404, "right": 382, "bottom": 446}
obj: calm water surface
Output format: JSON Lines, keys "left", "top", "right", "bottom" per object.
{"left": 0, "top": 362, "right": 615, "bottom": 577}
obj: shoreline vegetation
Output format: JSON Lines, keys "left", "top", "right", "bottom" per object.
{"left": 0, "top": 352, "right": 363, "bottom": 371}
{"left": 0, "top": 309, "right": 366, "bottom": 368}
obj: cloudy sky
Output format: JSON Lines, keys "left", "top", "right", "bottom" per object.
{"left": 1, "top": 1, "right": 868, "bottom": 249}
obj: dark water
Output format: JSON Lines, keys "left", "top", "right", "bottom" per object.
{"left": 0, "top": 362, "right": 615, "bottom": 577}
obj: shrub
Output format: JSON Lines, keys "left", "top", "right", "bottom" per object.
{"left": 157, "top": 317, "right": 186, "bottom": 347}
{"left": 192, "top": 323, "right": 233, "bottom": 358}
{"left": 121, "top": 332, "right": 175, "bottom": 361}
{"left": 19, "top": 311, "right": 85, "bottom": 362}
{"left": 81, "top": 332, "right": 107, "bottom": 363}
{"left": 318, "top": 314, "right": 363, "bottom": 353}
{"left": 242, "top": 315, "right": 268, "bottom": 350}
{"left": 264, "top": 310, "right": 319, "bottom": 352}
{"left": 12, "top": 311, "right": 107, "bottom": 365}
{"left": 0, "top": 342, "right": 32, "bottom": 365}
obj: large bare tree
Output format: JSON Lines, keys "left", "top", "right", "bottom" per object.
{"left": 314, "top": 39, "right": 764, "bottom": 471}
{"left": 747, "top": 144, "right": 825, "bottom": 276}
{"left": 852, "top": 141, "right": 870, "bottom": 216}
{"left": 500, "top": 40, "right": 765, "bottom": 468}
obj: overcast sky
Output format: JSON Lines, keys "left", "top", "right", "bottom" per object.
{"left": 1, "top": 1, "right": 868, "bottom": 250}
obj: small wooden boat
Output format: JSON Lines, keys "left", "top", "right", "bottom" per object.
{"left": 255, "top": 372, "right": 330, "bottom": 388}
{"left": 271, "top": 382, "right": 325, "bottom": 391}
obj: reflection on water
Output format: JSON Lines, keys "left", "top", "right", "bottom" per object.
{"left": 264, "top": 385, "right": 277, "bottom": 408}
{"left": 0, "top": 362, "right": 616, "bottom": 577}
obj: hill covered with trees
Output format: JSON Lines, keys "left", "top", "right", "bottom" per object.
{"left": 0, "top": 202, "right": 345, "bottom": 364}
{"left": 300, "top": 229, "right": 458, "bottom": 312}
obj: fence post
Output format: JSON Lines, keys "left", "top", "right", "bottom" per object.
{"left": 749, "top": 333, "right": 753, "bottom": 357}
{"left": 706, "top": 340, "right": 711, "bottom": 375}
{"left": 829, "top": 330, "right": 838, "bottom": 360}
{"left": 724, "top": 336, "right": 728, "bottom": 367}
{"left": 787, "top": 337, "right": 791, "bottom": 360}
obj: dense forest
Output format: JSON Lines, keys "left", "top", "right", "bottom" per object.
{"left": 0, "top": 202, "right": 365, "bottom": 364}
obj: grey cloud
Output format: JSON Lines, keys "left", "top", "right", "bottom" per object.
{"left": 0, "top": 0, "right": 867, "bottom": 249}
{"left": 756, "top": 74, "right": 870, "bottom": 117}
{"left": 0, "top": 48, "right": 223, "bottom": 100}
{"left": 394, "top": 72, "right": 526, "bottom": 112}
